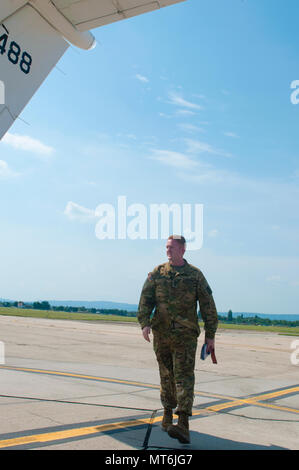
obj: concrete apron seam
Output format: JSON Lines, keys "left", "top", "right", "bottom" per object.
{"left": 0, "top": 394, "right": 155, "bottom": 413}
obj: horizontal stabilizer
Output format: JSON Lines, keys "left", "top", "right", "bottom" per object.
{"left": 51, "top": 0, "right": 187, "bottom": 32}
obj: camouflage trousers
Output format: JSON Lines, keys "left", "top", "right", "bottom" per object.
{"left": 153, "top": 329, "right": 198, "bottom": 416}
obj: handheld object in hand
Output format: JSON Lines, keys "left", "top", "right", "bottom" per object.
{"left": 200, "top": 343, "right": 210, "bottom": 360}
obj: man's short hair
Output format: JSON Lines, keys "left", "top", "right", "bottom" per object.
{"left": 168, "top": 235, "right": 186, "bottom": 246}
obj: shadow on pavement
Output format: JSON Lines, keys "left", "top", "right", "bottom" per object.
{"left": 107, "top": 421, "right": 287, "bottom": 451}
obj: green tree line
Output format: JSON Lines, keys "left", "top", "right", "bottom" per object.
{"left": 0, "top": 300, "right": 137, "bottom": 317}
{"left": 207, "top": 309, "right": 299, "bottom": 328}
{"left": 1, "top": 301, "right": 299, "bottom": 327}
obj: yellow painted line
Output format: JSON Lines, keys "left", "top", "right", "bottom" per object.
{"left": 245, "top": 386, "right": 299, "bottom": 403}
{"left": 0, "top": 409, "right": 231, "bottom": 449}
{"left": 0, "top": 365, "right": 232, "bottom": 401}
{"left": 192, "top": 399, "right": 299, "bottom": 418}
{"left": 0, "top": 416, "right": 156, "bottom": 449}
{"left": 0, "top": 385, "right": 299, "bottom": 448}
{"left": 1, "top": 366, "right": 299, "bottom": 406}
{"left": 0, "top": 365, "right": 159, "bottom": 390}
{"left": 251, "top": 401, "right": 299, "bottom": 414}
{"left": 1, "top": 365, "right": 299, "bottom": 449}
{"left": 205, "top": 399, "right": 248, "bottom": 413}
{"left": 196, "top": 390, "right": 237, "bottom": 400}
{"left": 1, "top": 365, "right": 298, "bottom": 408}
{"left": 200, "top": 387, "right": 299, "bottom": 415}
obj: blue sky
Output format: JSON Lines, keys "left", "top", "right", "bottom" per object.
{"left": 0, "top": 0, "right": 299, "bottom": 314}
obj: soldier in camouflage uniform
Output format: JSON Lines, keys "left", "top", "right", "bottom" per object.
{"left": 137, "top": 235, "right": 218, "bottom": 443}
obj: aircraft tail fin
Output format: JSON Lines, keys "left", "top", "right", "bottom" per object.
{"left": 0, "top": 4, "right": 69, "bottom": 140}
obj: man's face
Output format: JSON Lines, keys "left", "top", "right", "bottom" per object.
{"left": 166, "top": 239, "right": 185, "bottom": 265}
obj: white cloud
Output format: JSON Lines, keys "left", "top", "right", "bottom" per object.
{"left": 2, "top": 133, "right": 54, "bottom": 156}
{"left": 168, "top": 91, "right": 203, "bottom": 110}
{"left": 135, "top": 74, "right": 149, "bottom": 83}
{"left": 159, "top": 112, "right": 172, "bottom": 118}
{"left": 177, "top": 123, "right": 205, "bottom": 133}
{"left": 180, "top": 163, "right": 238, "bottom": 184}
{"left": 0, "top": 160, "right": 19, "bottom": 178}
{"left": 185, "top": 138, "right": 233, "bottom": 158}
{"left": 175, "top": 109, "right": 196, "bottom": 116}
{"left": 223, "top": 131, "right": 239, "bottom": 138}
{"left": 149, "top": 149, "right": 198, "bottom": 170}
{"left": 192, "top": 93, "right": 206, "bottom": 100}
{"left": 64, "top": 201, "right": 96, "bottom": 223}
{"left": 149, "top": 140, "right": 238, "bottom": 184}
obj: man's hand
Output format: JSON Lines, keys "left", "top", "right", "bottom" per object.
{"left": 205, "top": 337, "right": 215, "bottom": 354}
{"left": 142, "top": 326, "right": 151, "bottom": 342}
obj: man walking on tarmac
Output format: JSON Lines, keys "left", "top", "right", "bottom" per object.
{"left": 137, "top": 235, "right": 218, "bottom": 444}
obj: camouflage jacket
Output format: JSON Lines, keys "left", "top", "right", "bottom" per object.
{"left": 137, "top": 260, "right": 218, "bottom": 338}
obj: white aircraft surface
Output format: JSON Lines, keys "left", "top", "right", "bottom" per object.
{"left": 0, "top": 0, "right": 186, "bottom": 140}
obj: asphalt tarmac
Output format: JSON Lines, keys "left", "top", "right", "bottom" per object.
{"left": 0, "top": 315, "right": 298, "bottom": 450}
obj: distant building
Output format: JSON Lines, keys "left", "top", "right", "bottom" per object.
{"left": 17, "top": 301, "right": 24, "bottom": 308}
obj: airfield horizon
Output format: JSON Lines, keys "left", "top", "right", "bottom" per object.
{"left": 1, "top": 306, "right": 299, "bottom": 336}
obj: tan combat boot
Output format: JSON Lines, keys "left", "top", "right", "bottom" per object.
{"left": 161, "top": 408, "right": 173, "bottom": 432}
{"left": 167, "top": 412, "right": 190, "bottom": 443}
